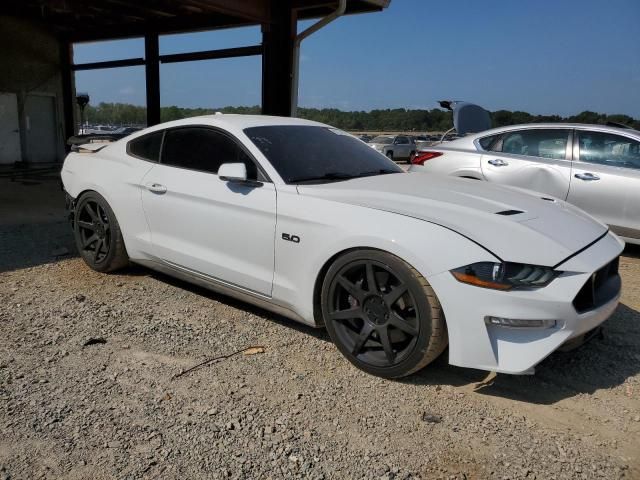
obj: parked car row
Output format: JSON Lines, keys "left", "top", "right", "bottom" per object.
{"left": 61, "top": 113, "right": 623, "bottom": 379}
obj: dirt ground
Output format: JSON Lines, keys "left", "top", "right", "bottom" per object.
{"left": 0, "top": 177, "right": 639, "bottom": 479}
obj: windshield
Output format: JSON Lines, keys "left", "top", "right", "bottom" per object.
{"left": 370, "top": 136, "right": 394, "bottom": 145}
{"left": 244, "top": 126, "right": 403, "bottom": 184}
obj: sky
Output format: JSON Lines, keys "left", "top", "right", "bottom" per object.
{"left": 74, "top": 0, "right": 640, "bottom": 117}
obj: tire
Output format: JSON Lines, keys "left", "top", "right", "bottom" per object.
{"left": 73, "top": 191, "right": 129, "bottom": 272}
{"left": 386, "top": 151, "right": 394, "bottom": 161}
{"left": 321, "top": 249, "right": 448, "bottom": 378}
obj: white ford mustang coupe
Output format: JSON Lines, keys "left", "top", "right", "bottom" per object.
{"left": 61, "top": 115, "right": 623, "bottom": 378}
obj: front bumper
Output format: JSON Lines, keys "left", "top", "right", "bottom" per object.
{"left": 428, "top": 232, "right": 624, "bottom": 374}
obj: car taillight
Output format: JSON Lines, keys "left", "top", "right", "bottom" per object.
{"left": 412, "top": 151, "right": 443, "bottom": 165}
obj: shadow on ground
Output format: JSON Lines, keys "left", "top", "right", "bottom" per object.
{"left": 0, "top": 177, "right": 77, "bottom": 273}
{"left": 139, "top": 261, "right": 640, "bottom": 405}
{"left": 402, "top": 302, "right": 640, "bottom": 404}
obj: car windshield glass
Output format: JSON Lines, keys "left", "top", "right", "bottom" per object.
{"left": 370, "top": 136, "right": 394, "bottom": 144}
{"left": 244, "top": 126, "right": 403, "bottom": 184}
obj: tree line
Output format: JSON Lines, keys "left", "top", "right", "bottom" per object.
{"left": 82, "top": 102, "right": 640, "bottom": 132}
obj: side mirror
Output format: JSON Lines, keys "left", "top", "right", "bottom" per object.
{"left": 218, "top": 163, "right": 247, "bottom": 182}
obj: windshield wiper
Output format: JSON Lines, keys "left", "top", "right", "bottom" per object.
{"left": 356, "top": 168, "right": 402, "bottom": 177}
{"left": 289, "top": 172, "right": 357, "bottom": 184}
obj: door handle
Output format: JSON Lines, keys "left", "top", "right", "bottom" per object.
{"left": 146, "top": 182, "right": 167, "bottom": 194}
{"left": 488, "top": 159, "right": 509, "bottom": 167}
{"left": 574, "top": 173, "right": 600, "bottom": 181}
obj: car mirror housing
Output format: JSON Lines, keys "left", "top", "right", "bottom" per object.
{"left": 218, "top": 163, "right": 248, "bottom": 182}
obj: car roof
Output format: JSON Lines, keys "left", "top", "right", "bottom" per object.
{"left": 471, "top": 123, "right": 640, "bottom": 138}
{"left": 151, "top": 114, "right": 327, "bottom": 131}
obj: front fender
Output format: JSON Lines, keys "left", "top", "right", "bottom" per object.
{"left": 272, "top": 189, "right": 497, "bottom": 325}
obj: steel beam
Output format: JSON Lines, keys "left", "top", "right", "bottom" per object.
{"left": 145, "top": 33, "right": 161, "bottom": 127}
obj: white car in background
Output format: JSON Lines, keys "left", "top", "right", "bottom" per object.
{"left": 409, "top": 123, "right": 640, "bottom": 244}
{"left": 61, "top": 114, "right": 623, "bottom": 378}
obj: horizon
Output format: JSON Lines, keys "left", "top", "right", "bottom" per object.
{"left": 74, "top": 0, "right": 640, "bottom": 117}
{"left": 81, "top": 102, "right": 639, "bottom": 120}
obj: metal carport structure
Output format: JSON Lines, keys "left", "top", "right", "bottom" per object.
{"left": 0, "top": 0, "right": 390, "bottom": 153}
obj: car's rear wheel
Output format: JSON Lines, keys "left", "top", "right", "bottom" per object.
{"left": 321, "top": 249, "right": 448, "bottom": 378}
{"left": 73, "top": 192, "right": 129, "bottom": 272}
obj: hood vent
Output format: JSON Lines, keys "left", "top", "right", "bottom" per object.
{"left": 496, "top": 209, "right": 524, "bottom": 216}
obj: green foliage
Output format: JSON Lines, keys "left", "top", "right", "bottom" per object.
{"left": 83, "top": 102, "right": 640, "bottom": 132}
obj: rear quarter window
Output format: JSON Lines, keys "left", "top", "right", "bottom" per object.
{"left": 127, "top": 131, "right": 164, "bottom": 162}
{"left": 478, "top": 134, "right": 499, "bottom": 150}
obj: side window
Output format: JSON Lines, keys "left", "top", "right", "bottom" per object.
{"left": 495, "top": 129, "right": 569, "bottom": 160}
{"left": 161, "top": 127, "right": 258, "bottom": 179}
{"left": 478, "top": 134, "right": 499, "bottom": 150}
{"left": 578, "top": 131, "right": 640, "bottom": 170}
{"left": 396, "top": 136, "right": 409, "bottom": 144}
{"left": 127, "top": 131, "right": 164, "bottom": 162}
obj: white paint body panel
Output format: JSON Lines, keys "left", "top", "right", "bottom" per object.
{"left": 408, "top": 123, "right": 640, "bottom": 243}
{"left": 61, "top": 115, "right": 624, "bottom": 375}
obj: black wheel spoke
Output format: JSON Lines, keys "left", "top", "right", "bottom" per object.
{"left": 329, "top": 307, "right": 363, "bottom": 321}
{"left": 77, "top": 220, "right": 96, "bottom": 231}
{"left": 388, "top": 312, "right": 418, "bottom": 337}
{"left": 85, "top": 204, "right": 99, "bottom": 222}
{"left": 365, "top": 262, "right": 378, "bottom": 293}
{"left": 352, "top": 323, "right": 374, "bottom": 355}
{"left": 378, "top": 326, "right": 395, "bottom": 363}
{"left": 384, "top": 284, "right": 408, "bottom": 307}
{"left": 82, "top": 234, "right": 99, "bottom": 248}
{"left": 337, "top": 276, "right": 366, "bottom": 303}
{"left": 93, "top": 239, "right": 103, "bottom": 261}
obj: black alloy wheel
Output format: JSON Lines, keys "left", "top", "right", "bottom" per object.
{"left": 322, "top": 249, "right": 447, "bottom": 378}
{"left": 73, "top": 192, "right": 129, "bottom": 272}
{"left": 77, "top": 199, "right": 111, "bottom": 263}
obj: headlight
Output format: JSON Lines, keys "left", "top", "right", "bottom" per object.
{"left": 450, "top": 262, "right": 559, "bottom": 290}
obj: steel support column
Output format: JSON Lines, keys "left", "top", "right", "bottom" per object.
{"left": 59, "top": 40, "right": 75, "bottom": 145}
{"left": 145, "top": 33, "right": 161, "bottom": 127}
{"left": 261, "top": 0, "right": 296, "bottom": 116}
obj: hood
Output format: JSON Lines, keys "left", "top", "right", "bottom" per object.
{"left": 298, "top": 173, "right": 608, "bottom": 267}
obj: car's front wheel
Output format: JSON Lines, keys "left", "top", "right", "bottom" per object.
{"left": 321, "top": 249, "right": 448, "bottom": 378}
{"left": 73, "top": 191, "right": 129, "bottom": 272}
{"left": 386, "top": 151, "right": 394, "bottom": 161}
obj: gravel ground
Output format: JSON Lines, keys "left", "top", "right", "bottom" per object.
{"left": 1, "top": 179, "right": 639, "bottom": 479}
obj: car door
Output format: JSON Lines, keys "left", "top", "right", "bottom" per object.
{"left": 140, "top": 126, "right": 277, "bottom": 296}
{"left": 567, "top": 129, "right": 640, "bottom": 240}
{"left": 480, "top": 128, "right": 573, "bottom": 199}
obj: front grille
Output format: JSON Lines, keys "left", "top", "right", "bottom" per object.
{"left": 573, "top": 257, "right": 621, "bottom": 313}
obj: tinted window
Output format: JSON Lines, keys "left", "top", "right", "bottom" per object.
{"left": 478, "top": 134, "right": 499, "bottom": 150}
{"left": 245, "top": 126, "right": 402, "bottom": 183}
{"left": 494, "top": 129, "right": 568, "bottom": 159}
{"left": 161, "top": 127, "right": 258, "bottom": 179}
{"left": 396, "top": 136, "right": 409, "bottom": 144}
{"left": 128, "top": 131, "right": 163, "bottom": 161}
{"left": 578, "top": 131, "right": 640, "bottom": 170}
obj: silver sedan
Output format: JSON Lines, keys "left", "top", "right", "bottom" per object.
{"left": 409, "top": 123, "right": 640, "bottom": 245}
